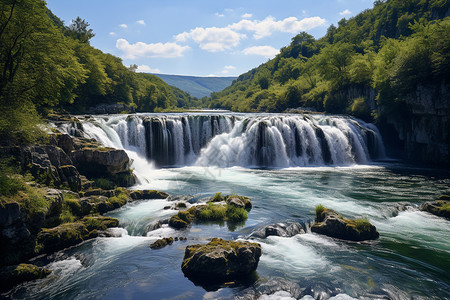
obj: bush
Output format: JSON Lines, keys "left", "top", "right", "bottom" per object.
{"left": 93, "top": 178, "right": 115, "bottom": 190}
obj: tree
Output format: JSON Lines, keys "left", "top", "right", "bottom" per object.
{"left": 66, "top": 16, "right": 95, "bottom": 44}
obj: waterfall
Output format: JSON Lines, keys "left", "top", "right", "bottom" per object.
{"left": 59, "top": 113, "right": 386, "bottom": 168}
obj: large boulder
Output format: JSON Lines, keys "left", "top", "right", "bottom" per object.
{"left": 0, "top": 263, "right": 51, "bottom": 292}
{"left": 421, "top": 198, "right": 450, "bottom": 219}
{"left": 311, "top": 207, "right": 379, "bottom": 241}
{"left": 181, "top": 238, "right": 261, "bottom": 283}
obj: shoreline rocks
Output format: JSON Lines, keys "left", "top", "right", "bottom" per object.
{"left": 311, "top": 206, "right": 379, "bottom": 241}
{"left": 0, "top": 264, "right": 51, "bottom": 292}
{"left": 181, "top": 238, "right": 261, "bottom": 284}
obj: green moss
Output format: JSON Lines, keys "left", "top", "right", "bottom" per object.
{"left": 211, "top": 192, "right": 223, "bottom": 202}
{"left": 353, "top": 217, "right": 372, "bottom": 232}
{"left": 315, "top": 204, "right": 326, "bottom": 219}
{"left": 81, "top": 216, "right": 119, "bottom": 231}
{"left": 225, "top": 205, "right": 248, "bottom": 222}
{"left": 0, "top": 264, "right": 51, "bottom": 292}
{"left": 93, "top": 177, "right": 115, "bottom": 190}
{"left": 197, "top": 203, "right": 227, "bottom": 221}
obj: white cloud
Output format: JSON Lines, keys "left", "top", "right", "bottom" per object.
{"left": 242, "top": 45, "right": 280, "bottom": 58}
{"left": 339, "top": 9, "right": 352, "bottom": 16}
{"left": 116, "top": 38, "right": 190, "bottom": 59}
{"left": 119, "top": 24, "right": 128, "bottom": 29}
{"left": 241, "top": 13, "right": 253, "bottom": 19}
{"left": 136, "top": 65, "right": 160, "bottom": 73}
{"left": 174, "top": 27, "right": 246, "bottom": 52}
{"left": 136, "top": 20, "right": 146, "bottom": 25}
{"left": 109, "top": 32, "right": 116, "bottom": 36}
{"left": 220, "top": 65, "right": 236, "bottom": 74}
{"left": 215, "top": 12, "right": 225, "bottom": 17}
{"left": 230, "top": 16, "right": 326, "bottom": 39}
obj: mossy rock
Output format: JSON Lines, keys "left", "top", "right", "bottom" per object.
{"left": 81, "top": 216, "right": 119, "bottom": 231}
{"left": 311, "top": 206, "right": 379, "bottom": 241}
{"left": 150, "top": 237, "right": 174, "bottom": 249}
{"left": 129, "top": 190, "right": 169, "bottom": 200}
{"left": 168, "top": 201, "right": 250, "bottom": 230}
{"left": 181, "top": 238, "right": 261, "bottom": 284}
{"left": 37, "top": 216, "right": 119, "bottom": 254}
{"left": 0, "top": 264, "right": 51, "bottom": 292}
{"left": 421, "top": 199, "right": 450, "bottom": 220}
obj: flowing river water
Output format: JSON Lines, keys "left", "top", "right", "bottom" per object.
{"left": 8, "top": 113, "right": 450, "bottom": 299}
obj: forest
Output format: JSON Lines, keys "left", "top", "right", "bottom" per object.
{"left": 209, "top": 0, "right": 450, "bottom": 123}
{"left": 0, "top": 0, "right": 201, "bottom": 146}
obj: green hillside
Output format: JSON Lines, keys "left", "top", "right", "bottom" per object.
{"left": 153, "top": 74, "right": 236, "bottom": 98}
{"left": 209, "top": 0, "right": 450, "bottom": 121}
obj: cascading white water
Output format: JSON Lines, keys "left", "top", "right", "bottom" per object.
{"left": 60, "top": 113, "right": 386, "bottom": 168}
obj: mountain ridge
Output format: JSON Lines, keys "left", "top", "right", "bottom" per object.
{"left": 152, "top": 74, "right": 236, "bottom": 98}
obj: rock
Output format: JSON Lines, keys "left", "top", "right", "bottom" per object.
{"left": 0, "top": 202, "right": 22, "bottom": 228}
{"left": 59, "top": 165, "right": 81, "bottom": 191}
{"left": 37, "top": 216, "right": 119, "bottom": 254}
{"left": 0, "top": 264, "right": 51, "bottom": 292}
{"left": 181, "top": 238, "right": 261, "bottom": 284}
{"left": 421, "top": 199, "right": 450, "bottom": 219}
{"left": 83, "top": 188, "right": 116, "bottom": 198}
{"left": 42, "top": 188, "right": 64, "bottom": 227}
{"left": 129, "top": 190, "right": 169, "bottom": 200}
{"left": 70, "top": 147, "right": 131, "bottom": 176}
{"left": 225, "top": 195, "right": 252, "bottom": 210}
{"left": 250, "top": 222, "right": 305, "bottom": 239}
{"left": 54, "top": 133, "right": 74, "bottom": 154}
{"left": 150, "top": 237, "right": 174, "bottom": 249}
{"left": 228, "top": 197, "right": 245, "bottom": 208}
{"left": 169, "top": 211, "right": 193, "bottom": 229}
{"left": 311, "top": 207, "right": 379, "bottom": 241}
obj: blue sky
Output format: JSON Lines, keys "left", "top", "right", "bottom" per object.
{"left": 46, "top": 0, "right": 374, "bottom": 77}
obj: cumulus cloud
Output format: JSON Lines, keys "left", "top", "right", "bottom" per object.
{"left": 230, "top": 16, "right": 326, "bottom": 39}
{"left": 175, "top": 27, "right": 246, "bottom": 52}
{"left": 136, "top": 65, "right": 160, "bottom": 73}
{"left": 241, "top": 13, "right": 253, "bottom": 19}
{"left": 109, "top": 32, "right": 116, "bottom": 36}
{"left": 136, "top": 20, "right": 146, "bottom": 25}
{"left": 242, "top": 45, "right": 280, "bottom": 58}
{"left": 116, "top": 38, "right": 190, "bottom": 59}
{"left": 119, "top": 24, "right": 128, "bottom": 29}
{"left": 174, "top": 15, "right": 325, "bottom": 52}
{"left": 339, "top": 9, "right": 352, "bottom": 16}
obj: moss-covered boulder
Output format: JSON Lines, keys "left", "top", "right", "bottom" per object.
{"left": 150, "top": 237, "right": 174, "bottom": 249}
{"left": 168, "top": 200, "right": 250, "bottom": 230}
{"left": 421, "top": 198, "right": 450, "bottom": 219}
{"left": 129, "top": 190, "right": 169, "bottom": 200}
{"left": 311, "top": 206, "right": 379, "bottom": 241}
{"left": 181, "top": 238, "right": 261, "bottom": 284}
{"left": 37, "top": 216, "right": 119, "bottom": 254}
{"left": 0, "top": 263, "right": 51, "bottom": 292}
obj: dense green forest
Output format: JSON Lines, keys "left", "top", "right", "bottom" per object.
{"left": 210, "top": 0, "right": 450, "bottom": 122}
{"left": 0, "top": 0, "right": 201, "bottom": 145}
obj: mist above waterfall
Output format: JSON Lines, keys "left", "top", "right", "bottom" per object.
{"left": 62, "top": 113, "right": 386, "bottom": 169}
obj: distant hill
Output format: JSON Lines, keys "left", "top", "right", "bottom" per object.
{"left": 153, "top": 74, "right": 236, "bottom": 98}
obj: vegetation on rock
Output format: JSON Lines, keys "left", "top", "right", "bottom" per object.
{"left": 312, "top": 205, "right": 379, "bottom": 241}
{"left": 169, "top": 194, "right": 251, "bottom": 230}
{"left": 421, "top": 198, "right": 450, "bottom": 219}
{"left": 0, "top": 263, "right": 51, "bottom": 292}
{"left": 181, "top": 238, "right": 261, "bottom": 284}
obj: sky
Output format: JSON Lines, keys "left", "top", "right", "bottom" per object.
{"left": 46, "top": 0, "right": 374, "bottom": 77}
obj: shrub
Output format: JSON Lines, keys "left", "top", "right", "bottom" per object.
{"left": 93, "top": 178, "right": 115, "bottom": 190}
{"left": 225, "top": 205, "right": 248, "bottom": 222}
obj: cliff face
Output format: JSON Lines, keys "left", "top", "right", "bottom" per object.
{"left": 384, "top": 82, "right": 450, "bottom": 166}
